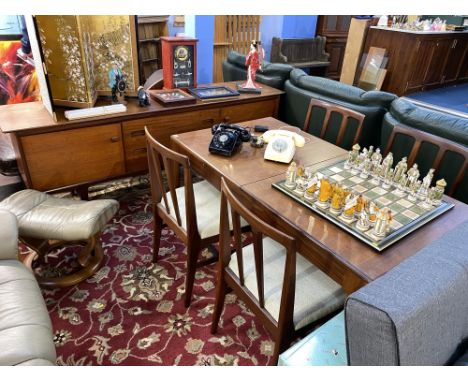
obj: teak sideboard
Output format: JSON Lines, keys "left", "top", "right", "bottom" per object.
{"left": 0, "top": 82, "right": 283, "bottom": 192}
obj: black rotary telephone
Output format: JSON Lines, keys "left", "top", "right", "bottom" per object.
{"left": 209, "top": 123, "right": 251, "bottom": 156}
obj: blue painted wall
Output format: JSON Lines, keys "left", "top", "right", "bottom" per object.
{"left": 167, "top": 15, "right": 185, "bottom": 37}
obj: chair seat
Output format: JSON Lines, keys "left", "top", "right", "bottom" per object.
{"left": 0, "top": 189, "right": 119, "bottom": 241}
{"left": 165, "top": 180, "right": 248, "bottom": 240}
{"left": 229, "top": 237, "right": 345, "bottom": 330}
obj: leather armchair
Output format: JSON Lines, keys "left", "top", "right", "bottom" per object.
{"left": 380, "top": 98, "right": 468, "bottom": 204}
{"left": 0, "top": 209, "right": 56, "bottom": 366}
{"left": 281, "top": 69, "right": 397, "bottom": 148}
{"left": 222, "top": 51, "right": 294, "bottom": 90}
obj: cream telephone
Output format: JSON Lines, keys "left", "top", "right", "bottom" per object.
{"left": 262, "top": 130, "right": 306, "bottom": 163}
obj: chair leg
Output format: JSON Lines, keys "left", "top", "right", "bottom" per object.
{"left": 211, "top": 273, "right": 227, "bottom": 334}
{"left": 152, "top": 211, "right": 163, "bottom": 263}
{"left": 184, "top": 245, "right": 200, "bottom": 308}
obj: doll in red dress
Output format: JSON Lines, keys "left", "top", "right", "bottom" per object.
{"left": 240, "top": 40, "right": 264, "bottom": 90}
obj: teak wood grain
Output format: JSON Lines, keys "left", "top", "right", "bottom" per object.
{"left": 170, "top": 117, "right": 468, "bottom": 295}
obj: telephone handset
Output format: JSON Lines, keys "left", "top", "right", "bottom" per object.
{"left": 209, "top": 123, "right": 251, "bottom": 156}
{"left": 262, "top": 129, "right": 306, "bottom": 163}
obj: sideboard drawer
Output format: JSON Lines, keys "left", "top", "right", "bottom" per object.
{"left": 220, "top": 99, "right": 278, "bottom": 124}
{"left": 21, "top": 123, "right": 125, "bottom": 191}
{"left": 122, "top": 108, "right": 221, "bottom": 172}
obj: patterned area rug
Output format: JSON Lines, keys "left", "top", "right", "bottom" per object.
{"left": 26, "top": 183, "right": 275, "bottom": 366}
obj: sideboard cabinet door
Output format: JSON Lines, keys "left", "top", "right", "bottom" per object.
{"left": 21, "top": 123, "right": 125, "bottom": 190}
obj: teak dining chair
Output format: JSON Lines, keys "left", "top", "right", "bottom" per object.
{"left": 211, "top": 178, "right": 345, "bottom": 364}
{"left": 303, "top": 98, "right": 365, "bottom": 149}
{"left": 383, "top": 124, "right": 467, "bottom": 197}
{"left": 146, "top": 128, "right": 236, "bottom": 307}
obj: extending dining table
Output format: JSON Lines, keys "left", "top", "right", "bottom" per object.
{"left": 170, "top": 117, "right": 468, "bottom": 294}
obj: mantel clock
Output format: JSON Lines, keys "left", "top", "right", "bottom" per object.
{"left": 161, "top": 37, "right": 198, "bottom": 89}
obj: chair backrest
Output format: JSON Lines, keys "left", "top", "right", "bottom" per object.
{"left": 303, "top": 98, "right": 365, "bottom": 149}
{"left": 219, "top": 177, "right": 296, "bottom": 332}
{"left": 383, "top": 124, "right": 467, "bottom": 197}
{"left": 145, "top": 127, "right": 198, "bottom": 240}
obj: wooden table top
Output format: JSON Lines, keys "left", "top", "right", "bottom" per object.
{"left": 171, "top": 117, "right": 468, "bottom": 293}
{"left": 0, "top": 82, "right": 283, "bottom": 135}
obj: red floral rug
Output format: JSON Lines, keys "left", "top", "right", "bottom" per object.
{"left": 27, "top": 186, "right": 275, "bottom": 366}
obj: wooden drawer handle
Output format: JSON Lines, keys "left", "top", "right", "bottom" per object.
{"left": 130, "top": 130, "right": 145, "bottom": 137}
{"left": 202, "top": 118, "right": 215, "bottom": 125}
{"left": 110, "top": 136, "right": 120, "bottom": 143}
{"left": 133, "top": 147, "right": 147, "bottom": 154}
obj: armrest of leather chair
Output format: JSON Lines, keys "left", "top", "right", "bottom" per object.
{"left": 0, "top": 210, "right": 18, "bottom": 260}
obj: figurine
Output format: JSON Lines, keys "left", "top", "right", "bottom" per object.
{"left": 316, "top": 177, "right": 333, "bottom": 208}
{"left": 330, "top": 183, "right": 347, "bottom": 215}
{"left": 137, "top": 86, "right": 150, "bottom": 107}
{"left": 345, "top": 144, "right": 360, "bottom": 169}
{"left": 406, "top": 164, "right": 420, "bottom": 190}
{"left": 395, "top": 174, "right": 407, "bottom": 196}
{"left": 293, "top": 176, "right": 307, "bottom": 195}
{"left": 285, "top": 162, "right": 297, "bottom": 189}
{"left": 368, "top": 202, "right": 379, "bottom": 226}
{"left": 304, "top": 166, "right": 316, "bottom": 181}
{"left": 392, "top": 157, "right": 408, "bottom": 184}
{"left": 109, "top": 65, "right": 127, "bottom": 104}
{"left": 381, "top": 152, "right": 393, "bottom": 178}
{"left": 431, "top": 179, "right": 446, "bottom": 206}
{"left": 372, "top": 207, "right": 393, "bottom": 238}
{"left": 356, "top": 208, "right": 370, "bottom": 231}
{"left": 359, "top": 157, "right": 372, "bottom": 179}
{"left": 340, "top": 193, "right": 358, "bottom": 222}
{"left": 408, "top": 180, "right": 421, "bottom": 202}
{"left": 367, "top": 146, "right": 374, "bottom": 159}
{"left": 382, "top": 168, "right": 394, "bottom": 189}
{"left": 417, "top": 168, "right": 435, "bottom": 200}
{"left": 370, "top": 148, "right": 383, "bottom": 174}
{"left": 239, "top": 40, "right": 265, "bottom": 90}
{"left": 304, "top": 176, "right": 319, "bottom": 201}
{"left": 354, "top": 195, "right": 367, "bottom": 217}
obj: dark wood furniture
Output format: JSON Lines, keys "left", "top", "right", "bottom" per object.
{"left": 384, "top": 124, "right": 468, "bottom": 197}
{"left": 146, "top": 128, "right": 221, "bottom": 307}
{"left": 161, "top": 37, "right": 198, "bottom": 89}
{"left": 361, "top": 27, "right": 468, "bottom": 96}
{"left": 170, "top": 117, "right": 468, "bottom": 295}
{"left": 303, "top": 98, "right": 365, "bottom": 149}
{"left": 0, "top": 82, "right": 282, "bottom": 194}
{"left": 211, "top": 178, "right": 343, "bottom": 364}
{"left": 317, "top": 16, "right": 352, "bottom": 80}
{"left": 270, "top": 36, "right": 330, "bottom": 75}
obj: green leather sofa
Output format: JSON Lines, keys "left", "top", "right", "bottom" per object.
{"left": 222, "top": 51, "right": 293, "bottom": 90}
{"left": 281, "top": 69, "right": 397, "bottom": 148}
{"left": 380, "top": 98, "right": 468, "bottom": 204}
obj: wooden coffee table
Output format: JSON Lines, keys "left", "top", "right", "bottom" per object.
{"left": 171, "top": 117, "right": 468, "bottom": 294}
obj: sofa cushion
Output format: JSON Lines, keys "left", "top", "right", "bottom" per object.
{"left": 345, "top": 220, "right": 468, "bottom": 365}
{"left": 0, "top": 132, "right": 18, "bottom": 176}
{"left": 0, "top": 259, "right": 56, "bottom": 365}
{"left": 0, "top": 210, "right": 18, "bottom": 261}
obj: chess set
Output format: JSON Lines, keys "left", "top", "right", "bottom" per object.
{"left": 272, "top": 144, "right": 454, "bottom": 251}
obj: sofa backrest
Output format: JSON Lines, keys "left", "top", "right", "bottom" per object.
{"left": 222, "top": 51, "right": 293, "bottom": 90}
{"left": 270, "top": 36, "right": 329, "bottom": 65}
{"left": 345, "top": 220, "right": 468, "bottom": 365}
{"left": 381, "top": 98, "right": 468, "bottom": 204}
{"left": 281, "top": 69, "right": 397, "bottom": 148}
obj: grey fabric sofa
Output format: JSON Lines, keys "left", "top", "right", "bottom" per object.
{"left": 0, "top": 210, "right": 56, "bottom": 366}
{"left": 345, "top": 219, "right": 468, "bottom": 365}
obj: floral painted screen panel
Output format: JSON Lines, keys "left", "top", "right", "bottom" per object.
{"left": 83, "top": 15, "right": 140, "bottom": 96}
{"left": 35, "top": 15, "right": 97, "bottom": 108}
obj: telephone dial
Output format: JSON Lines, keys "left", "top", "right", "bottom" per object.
{"left": 209, "top": 123, "right": 251, "bottom": 156}
{"left": 262, "top": 129, "right": 306, "bottom": 163}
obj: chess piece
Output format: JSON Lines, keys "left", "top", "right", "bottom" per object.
{"left": 345, "top": 144, "right": 360, "bottom": 169}
{"left": 395, "top": 174, "right": 407, "bottom": 196}
{"left": 304, "top": 176, "right": 319, "bottom": 201}
{"left": 316, "top": 177, "right": 333, "bottom": 208}
{"left": 381, "top": 152, "right": 393, "bottom": 179}
{"left": 408, "top": 180, "right": 421, "bottom": 202}
{"left": 356, "top": 207, "right": 370, "bottom": 231}
{"left": 367, "top": 146, "right": 374, "bottom": 159}
{"left": 293, "top": 176, "right": 307, "bottom": 195}
{"left": 330, "top": 183, "right": 347, "bottom": 215}
{"left": 382, "top": 168, "right": 394, "bottom": 189}
{"left": 354, "top": 195, "right": 367, "bottom": 217}
{"left": 340, "top": 193, "right": 358, "bottom": 222}
{"left": 304, "top": 166, "right": 315, "bottom": 181}
{"left": 372, "top": 207, "right": 393, "bottom": 238}
{"left": 368, "top": 202, "right": 379, "bottom": 226}
{"left": 417, "top": 168, "right": 435, "bottom": 200}
{"left": 370, "top": 148, "right": 382, "bottom": 174}
{"left": 431, "top": 178, "right": 446, "bottom": 206}
{"left": 392, "top": 157, "right": 407, "bottom": 184}
{"left": 359, "top": 157, "right": 372, "bottom": 179}
{"left": 406, "top": 164, "right": 420, "bottom": 190}
{"left": 285, "top": 162, "right": 297, "bottom": 189}
{"left": 356, "top": 148, "right": 368, "bottom": 172}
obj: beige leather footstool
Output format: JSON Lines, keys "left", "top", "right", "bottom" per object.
{"left": 0, "top": 189, "right": 119, "bottom": 288}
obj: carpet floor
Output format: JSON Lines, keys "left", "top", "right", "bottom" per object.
{"left": 405, "top": 83, "right": 468, "bottom": 115}
{"left": 26, "top": 185, "right": 275, "bottom": 366}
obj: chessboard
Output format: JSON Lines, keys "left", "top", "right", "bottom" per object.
{"left": 272, "top": 159, "right": 454, "bottom": 251}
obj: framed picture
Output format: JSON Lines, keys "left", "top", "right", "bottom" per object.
{"left": 148, "top": 89, "right": 196, "bottom": 106}
{"left": 188, "top": 86, "right": 239, "bottom": 100}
